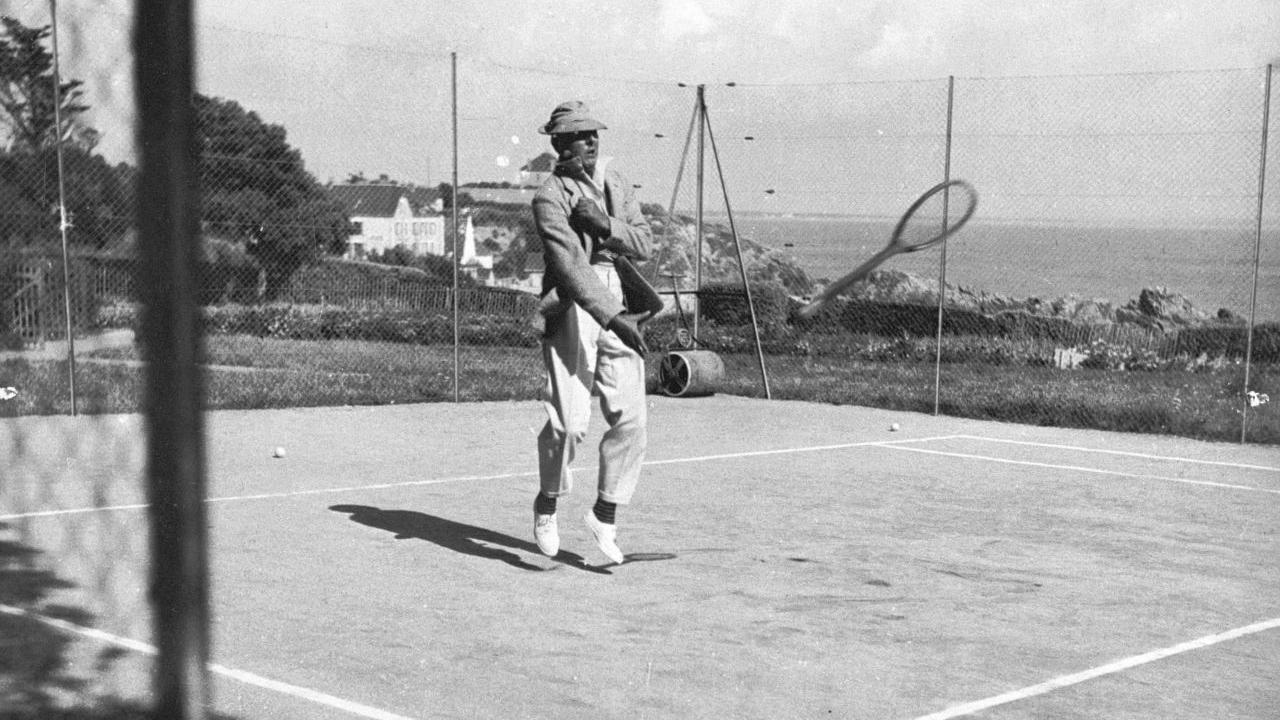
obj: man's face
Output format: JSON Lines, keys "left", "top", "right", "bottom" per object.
{"left": 555, "top": 130, "right": 599, "bottom": 175}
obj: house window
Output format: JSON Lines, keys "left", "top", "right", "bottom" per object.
{"left": 352, "top": 221, "right": 363, "bottom": 235}
{"left": 395, "top": 222, "right": 407, "bottom": 238}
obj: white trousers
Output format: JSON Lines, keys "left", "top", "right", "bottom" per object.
{"left": 537, "top": 265, "right": 647, "bottom": 504}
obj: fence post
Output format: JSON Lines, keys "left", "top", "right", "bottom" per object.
{"left": 49, "top": 0, "right": 77, "bottom": 415}
{"left": 451, "top": 51, "right": 460, "bottom": 402}
{"left": 933, "top": 76, "right": 956, "bottom": 415}
{"left": 1241, "top": 63, "right": 1272, "bottom": 443}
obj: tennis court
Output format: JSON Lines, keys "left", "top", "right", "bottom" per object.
{"left": 3, "top": 395, "right": 1278, "bottom": 719}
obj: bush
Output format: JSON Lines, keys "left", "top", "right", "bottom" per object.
{"left": 1173, "top": 322, "right": 1280, "bottom": 362}
{"left": 196, "top": 303, "right": 540, "bottom": 348}
{"left": 94, "top": 301, "right": 138, "bottom": 330}
{"left": 698, "top": 282, "right": 791, "bottom": 327}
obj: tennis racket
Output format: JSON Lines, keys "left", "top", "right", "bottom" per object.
{"left": 794, "top": 179, "right": 977, "bottom": 320}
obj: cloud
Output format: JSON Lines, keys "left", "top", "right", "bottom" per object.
{"left": 659, "top": 0, "right": 716, "bottom": 41}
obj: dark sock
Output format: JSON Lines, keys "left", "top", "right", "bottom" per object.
{"left": 534, "top": 492, "right": 557, "bottom": 515}
{"left": 593, "top": 498, "right": 617, "bottom": 525}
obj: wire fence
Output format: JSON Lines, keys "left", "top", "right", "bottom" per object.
{"left": 0, "top": 3, "right": 1277, "bottom": 714}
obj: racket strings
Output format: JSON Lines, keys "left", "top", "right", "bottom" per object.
{"left": 896, "top": 183, "right": 977, "bottom": 251}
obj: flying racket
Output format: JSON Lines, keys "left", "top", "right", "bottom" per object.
{"left": 795, "top": 179, "right": 977, "bottom": 320}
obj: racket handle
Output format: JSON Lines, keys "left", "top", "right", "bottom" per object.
{"left": 795, "top": 246, "right": 897, "bottom": 320}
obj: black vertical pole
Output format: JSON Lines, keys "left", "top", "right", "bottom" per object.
{"left": 1241, "top": 63, "right": 1272, "bottom": 443}
{"left": 694, "top": 85, "right": 705, "bottom": 341}
{"left": 932, "top": 76, "right": 955, "bottom": 415}
{"left": 451, "top": 51, "right": 460, "bottom": 402}
{"left": 48, "top": 0, "right": 77, "bottom": 415}
{"left": 703, "top": 102, "right": 772, "bottom": 399}
{"left": 135, "top": 1, "right": 210, "bottom": 718}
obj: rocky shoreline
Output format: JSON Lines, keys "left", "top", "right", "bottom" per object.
{"left": 833, "top": 269, "right": 1245, "bottom": 333}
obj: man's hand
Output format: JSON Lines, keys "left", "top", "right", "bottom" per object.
{"left": 606, "top": 312, "right": 650, "bottom": 356}
{"left": 570, "top": 197, "right": 611, "bottom": 237}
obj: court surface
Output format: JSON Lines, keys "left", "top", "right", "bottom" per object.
{"left": 3, "top": 395, "right": 1278, "bottom": 719}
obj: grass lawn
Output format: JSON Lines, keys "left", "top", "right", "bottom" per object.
{"left": 2, "top": 334, "right": 1276, "bottom": 444}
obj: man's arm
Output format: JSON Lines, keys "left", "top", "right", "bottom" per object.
{"left": 596, "top": 171, "right": 653, "bottom": 261}
{"left": 532, "top": 191, "right": 625, "bottom": 327}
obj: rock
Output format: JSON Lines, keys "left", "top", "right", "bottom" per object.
{"left": 1133, "top": 287, "right": 1212, "bottom": 323}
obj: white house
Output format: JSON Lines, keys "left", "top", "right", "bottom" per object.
{"left": 329, "top": 184, "right": 445, "bottom": 260}
{"left": 518, "top": 153, "right": 556, "bottom": 187}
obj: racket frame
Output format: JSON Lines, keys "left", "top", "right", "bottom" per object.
{"left": 795, "top": 179, "right": 977, "bottom": 320}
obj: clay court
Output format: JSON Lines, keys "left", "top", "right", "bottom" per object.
{"left": 3, "top": 395, "right": 1278, "bottom": 719}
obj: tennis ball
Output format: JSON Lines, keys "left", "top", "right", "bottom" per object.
{"left": 272, "top": 446, "right": 286, "bottom": 459}
{"left": 889, "top": 423, "right": 900, "bottom": 432}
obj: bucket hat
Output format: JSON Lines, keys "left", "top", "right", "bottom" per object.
{"left": 539, "top": 100, "right": 608, "bottom": 135}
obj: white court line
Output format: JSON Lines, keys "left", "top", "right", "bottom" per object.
{"left": 909, "top": 617, "right": 1280, "bottom": 720}
{"left": 0, "top": 602, "right": 421, "bottom": 720}
{"left": 0, "top": 471, "right": 534, "bottom": 521}
{"left": 957, "top": 434, "right": 1280, "bottom": 473}
{"left": 0, "top": 435, "right": 961, "bottom": 521}
{"left": 643, "top": 434, "right": 961, "bottom": 467}
{"left": 883, "top": 445, "right": 1280, "bottom": 494}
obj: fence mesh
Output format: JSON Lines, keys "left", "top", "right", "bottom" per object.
{"left": 0, "top": 2, "right": 1277, "bottom": 715}
{"left": 1, "top": 3, "right": 154, "bottom": 716}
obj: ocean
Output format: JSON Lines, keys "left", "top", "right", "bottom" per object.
{"left": 721, "top": 215, "right": 1280, "bottom": 322}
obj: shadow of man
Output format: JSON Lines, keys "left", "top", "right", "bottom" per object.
{"left": 329, "top": 504, "right": 610, "bottom": 574}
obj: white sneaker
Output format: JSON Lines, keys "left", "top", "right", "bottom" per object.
{"left": 583, "top": 509, "right": 624, "bottom": 565}
{"left": 533, "top": 507, "right": 559, "bottom": 557}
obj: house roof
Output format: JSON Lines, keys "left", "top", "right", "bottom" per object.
{"left": 520, "top": 153, "right": 556, "bottom": 173}
{"left": 460, "top": 186, "right": 539, "bottom": 205}
{"left": 329, "top": 184, "right": 438, "bottom": 217}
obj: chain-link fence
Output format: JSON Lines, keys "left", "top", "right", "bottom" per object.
{"left": 1, "top": 15, "right": 1275, "bottom": 439}
{"left": 0, "top": 4, "right": 1276, "bottom": 711}
{"left": 667, "top": 68, "right": 1278, "bottom": 442}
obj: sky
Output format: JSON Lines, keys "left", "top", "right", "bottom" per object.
{"left": 0, "top": 0, "right": 1277, "bottom": 218}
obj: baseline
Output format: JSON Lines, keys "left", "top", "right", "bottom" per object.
{"left": 908, "top": 617, "right": 1280, "bottom": 720}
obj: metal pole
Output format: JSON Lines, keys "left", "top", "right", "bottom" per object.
{"left": 656, "top": 95, "right": 699, "bottom": 292}
{"left": 704, "top": 101, "right": 772, "bottom": 399}
{"left": 694, "top": 85, "right": 705, "bottom": 340}
{"left": 932, "top": 76, "right": 955, "bottom": 416}
{"left": 48, "top": 0, "right": 76, "bottom": 415}
{"left": 1241, "top": 63, "right": 1272, "bottom": 443}
{"left": 135, "top": 0, "right": 210, "bottom": 717}
{"left": 451, "top": 51, "right": 460, "bottom": 402}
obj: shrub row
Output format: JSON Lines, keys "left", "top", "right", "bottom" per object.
{"left": 97, "top": 303, "right": 542, "bottom": 348}
{"left": 93, "top": 295, "right": 1278, "bottom": 364}
{"left": 701, "top": 283, "right": 1279, "bottom": 363}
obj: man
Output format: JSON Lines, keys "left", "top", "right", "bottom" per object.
{"left": 530, "top": 100, "right": 660, "bottom": 565}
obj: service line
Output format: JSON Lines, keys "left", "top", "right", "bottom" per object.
{"left": 957, "top": 434, "right": 1280, "bottom": 473}
{"left": 882, "top": 445, "right": 1280, "bottom": 495}
{"left": 0, "top": 435, "right": 962, "bottom": 520}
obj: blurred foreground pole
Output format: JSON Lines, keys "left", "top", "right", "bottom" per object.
{"left": 135, "top": 1, "right": 211, "bottom": 718}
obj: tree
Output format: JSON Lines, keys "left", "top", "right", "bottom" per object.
{"left": 0, "top": 147, "right": 134, "bottom": 248}
{"left": 0, "top": 17, "right": 127, "bottom": 249}
{"left": 0, "top": 17, "right": 92, "bottom": 152}
{"left": 195, "top": 94, "right": 352, "bottom": 298}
